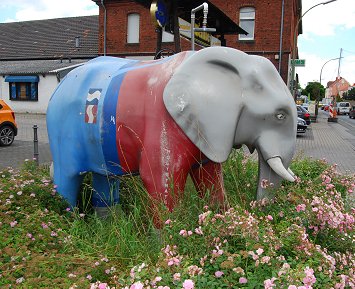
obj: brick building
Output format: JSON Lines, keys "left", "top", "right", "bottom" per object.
{"left": 326, "top": 77, "right": 351, "bottom": 98}
{"left": 92, "top": 0, "right": 302, "bottom": 85}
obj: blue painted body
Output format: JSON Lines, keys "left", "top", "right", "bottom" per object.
{"left": 47, "top": 54, "right": 186, "bottom": 208}
{"left": 47, "top": 56, "right": 138, "bottom": 207}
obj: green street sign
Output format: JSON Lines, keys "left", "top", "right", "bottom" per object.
{"left": 292, "top": 59, "right": 306, "bottom": 67}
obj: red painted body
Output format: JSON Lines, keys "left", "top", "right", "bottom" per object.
{"left": 115, "top": 53, "right": 225, "bottom": 212}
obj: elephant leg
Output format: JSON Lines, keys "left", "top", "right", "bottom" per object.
{"left": 53, "top": 164, "right": 84, "bottom": 208}
{"left": 139, "top": 153, "right": 190, "bottom": 225}
{"left": 190, "top": 161, "right": 226, "bottom": 207}
{"left": 92, "top": 173, "right": 120, "bottom": 217}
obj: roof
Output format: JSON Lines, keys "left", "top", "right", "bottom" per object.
{"left": 93, "top": 0, "right": 247, "bottom": 35}
{"left": 0, "top": 16, "right": 98, "bottom": 61}
{"left": 0, "top": 59, "right": 88, "bottom": 75}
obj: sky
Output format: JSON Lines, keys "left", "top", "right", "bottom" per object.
{"left": 296, "top": 0, "right": 355, "bottom": 87}
{"left": 0, "top": 0, "right": 354, "bottom": 88}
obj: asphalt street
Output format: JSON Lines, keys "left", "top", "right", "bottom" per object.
{"left": 0, "top": 111, "right": 354, "bottom": 175}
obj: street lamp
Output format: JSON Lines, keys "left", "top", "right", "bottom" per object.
{"left": 318, "top": 56, "right": 343, "bottom": 122}
{"left": 315, "top": 57, "right": 341, "bottom": 117}
{"left": 290, "top": 0, "right": 338, "bottom": 99}
{"left": 319, "top": 57, "right": 342, "bottom": 85}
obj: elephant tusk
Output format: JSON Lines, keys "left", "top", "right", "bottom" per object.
{"left": 267, "top": 157, "right": 295, "bottom": 182}
{"left": 287, "top": 168, "right": 296, "bottom": 177}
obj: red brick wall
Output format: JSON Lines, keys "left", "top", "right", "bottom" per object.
{"left": 210, "top": 0, "right": 297, "bottom": 83}
{"left": 97, "top": 0, "right": 299, "bottom": 83}
{"left": 98, "top": 0, "right": 204, "bottom": 57}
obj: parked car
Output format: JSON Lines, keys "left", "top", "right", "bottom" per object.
{"left": 336, "top": 102, "right": 351, "bottom": 115}
{"left": 297, "top": 105, "right": 311, "bottom": 125}
{"left": 297, "top": 117, "right": 307, "bottom": 134}
{"left": 0, "top": 100, "right": 18, "bottom": 146}
{"left": 349, "top": 106, "right": 355, "bottom": 119}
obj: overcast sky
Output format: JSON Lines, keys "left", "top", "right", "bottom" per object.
{"left": 0, "top": 0, "right": 354, "bottom": 88}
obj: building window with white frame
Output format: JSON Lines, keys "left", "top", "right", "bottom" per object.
{"left": 127, "top": 13, "right": 140, "bottom": 44}
{"left": 239, "top": 7, "right": 255, "bottom": 41}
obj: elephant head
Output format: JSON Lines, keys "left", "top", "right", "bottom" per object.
{"left": 163, "top": 47, "right": 297, "bottom": 199}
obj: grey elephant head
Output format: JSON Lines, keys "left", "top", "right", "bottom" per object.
{"left": 163, "top": 46, "right": 297, "bottom": 199}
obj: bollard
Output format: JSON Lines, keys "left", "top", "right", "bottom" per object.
{"left": 33, "top": 125, "right": 39, "bottom": 165}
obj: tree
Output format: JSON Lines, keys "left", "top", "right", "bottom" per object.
{"left": 302, "top": 82, "right": 325, "bottom": 101}
{"left": 343, "top": 87, "right": 355, "bottom": 100}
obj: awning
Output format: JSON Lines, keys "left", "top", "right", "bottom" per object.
{"left": 5, "top": 75, "right": 39, "bottom": 83}
{"left": 131, "top": 0, "right": 248, "bottom": 35}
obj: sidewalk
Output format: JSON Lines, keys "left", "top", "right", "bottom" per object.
{"left": 295, "top": 111, "right": 355, "bottom": 175}
{"left": 0, "top": 113, "right": 51, "bottom": 169}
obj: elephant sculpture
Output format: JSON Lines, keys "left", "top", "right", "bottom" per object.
{"left": 47, "top": 46, "right": 297, "bottom": 215}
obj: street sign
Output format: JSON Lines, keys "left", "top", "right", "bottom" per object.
{"left": 292, "top": 59, "right": 306, "bottom": 67}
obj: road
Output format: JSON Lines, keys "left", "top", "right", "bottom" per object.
{"left": 336, "top": 113, "right": 355, "bottom": 147}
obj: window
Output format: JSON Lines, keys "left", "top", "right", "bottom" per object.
{"left": 4, "top": 76, "right": 39, "bottom": 101}
{"left": 127, "top": 13, "right": 140, "bottom": 43}
{"left": 9, "top": 82, "right": 38, "bottom": 101}
{"left": 239, "top": 7, "right": 255, "bottom": 41}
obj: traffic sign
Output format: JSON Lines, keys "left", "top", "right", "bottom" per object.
{"left": 292, "top": 59, "right": 306, "bottom": 67}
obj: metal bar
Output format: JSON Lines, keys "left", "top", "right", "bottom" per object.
{"left": 33, "top": 125, "right": 39, "bottom": 165}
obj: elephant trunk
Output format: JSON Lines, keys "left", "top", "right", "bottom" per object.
{"left": 256, "top": 150, "right": 295, "bottom": 200}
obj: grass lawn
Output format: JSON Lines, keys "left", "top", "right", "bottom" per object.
{"left": 0, "top": 151, "right": 354, "bottom": 288}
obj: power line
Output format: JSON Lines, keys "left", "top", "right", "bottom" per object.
{"left": 342, "top": 49, "right": 355, "bottom": 55}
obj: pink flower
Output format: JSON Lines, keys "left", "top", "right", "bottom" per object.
{"left": 179, "top": 230, "right": 187, "bottom": 237}
{"left": 173, "top": 273, "right": 181, "bottom": 281}
{"left": 194, "top": 226, "right": 203, "bottom": 235}
{"left": 267, "top": 215, "right": 273, "bottom": 221}
{"left": 261, "top": 179, "right": 269, "bottom": 189}
{"left": 98, "top": 283, "right": 108, "bottom": 289}
{"left": 264, "top": 277, "right": 276, "bottom": 289}
{"left": 303, "top": 267, "right": 316, "bottom": 286}
{"left": 182, "top": 279, "right": 194, "bottom": 289}
{"left": 130, "top": 282, "right": 144, "bottom": 289}
{"left": 256, "top": 248, "right": 264, "bottom": 255}
{"left": 239, "top": 277, "right": 248, "bottom": 284}
{"left": 215, "top": 271, "right": 224, "bottom": 278}
{"left": 10, "top": 221, "right": 18, "bottom": 228}
{"left": 165, "top": 219, "right": 172, "bottom": 225}
{"left": 288, "top": 286, "right": 297, "bottom": 289}
{"left": 296, "top": 204, "right": 306, "bottom": 212}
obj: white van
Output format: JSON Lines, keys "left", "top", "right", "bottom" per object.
{"left": 336, "top": 102, "right": 351, "bottom": 115}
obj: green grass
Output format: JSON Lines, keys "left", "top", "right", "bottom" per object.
{"left": 0, "top": 151, "right": 354, "bottom": 288}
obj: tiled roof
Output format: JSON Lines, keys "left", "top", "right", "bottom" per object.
{"left": 0, "top": 15, "right": 98, "bottom": 60}
{"left": 0, "top": 59, "right": 88, "bottom": 75}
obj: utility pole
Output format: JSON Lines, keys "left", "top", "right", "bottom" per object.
{"left": 328, "top": 48, "right": 342, "bottom": 122}
{"left": 337, "top": 48, "right": 342, "bottom": 78}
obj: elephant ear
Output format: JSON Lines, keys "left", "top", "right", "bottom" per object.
{"left": 163, "top": 47, "right": 244, "bottom": 163}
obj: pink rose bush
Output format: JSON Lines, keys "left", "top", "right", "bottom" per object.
{"left": 1, "top": 156, "right": 354, "bottom": 288}
{"left": 112, "top": 160, "right": 354, "bottom": 289}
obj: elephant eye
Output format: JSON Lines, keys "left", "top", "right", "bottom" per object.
{"left": 276, "top": 113, "right": 286, "bottom": 120}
